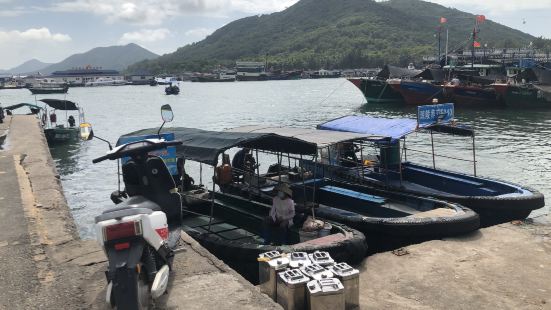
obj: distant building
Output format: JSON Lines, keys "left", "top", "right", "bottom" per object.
{"left": 44, "top": 67, "right": 124, "bottom": 86}
{"left": 126, "top": 71, "right": 154, "bottom": 85}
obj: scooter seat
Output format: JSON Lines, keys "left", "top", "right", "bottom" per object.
{"left": 95, "top": 196, "right": 162, "bottom": 223}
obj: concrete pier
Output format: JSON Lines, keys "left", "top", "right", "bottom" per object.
{"left": 0, "top": 115, "right": 279, "bottom": 309}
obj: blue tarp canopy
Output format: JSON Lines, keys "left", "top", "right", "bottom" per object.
{"left": 318, "top": 115, "right": 474, "bottom": 140}
{"left": 318, "top": 116, "right": 418, "bottom": 140}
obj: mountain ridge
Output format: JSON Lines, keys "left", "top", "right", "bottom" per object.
{"left": 41, "top": 43, "right": 159, "bottom": 74}
{"left": 128, "top": 0, "right": 536, "bottom": 74}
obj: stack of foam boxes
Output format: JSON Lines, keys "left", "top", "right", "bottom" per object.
{"left": 258, "top": 250, "right": 360, "bottom": 310}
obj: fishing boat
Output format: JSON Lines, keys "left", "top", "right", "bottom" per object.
{"left": 4, "top": 103, "right": 44, "bottom": 116}
{"left": 494, "top": 83, "right": 551, "bottom": 108}
{"left": 117, "top": 127, "right": 368, "bottom": 283}
{"left": 493, "top": 67, "right": 551, "bottom": 108}
{"left": 39, "top": 99, "right": 84, "bottom": 145}
{"left": 28, "top": 81, "right": 69, "bottom": 94}
{"left": 347, "top": 65, "right": 421, "bottom": 104}
{"left": 223, "top": 126, "right": 480, "bottom": 251}
{"left": 317, "top": 112, "right": 545, "bottom": 225}
{"left": 387, "top": 79, "right": 444, "bottom": 105}
{"left": 385, "top": 68, "right": 446, "bottom": 105}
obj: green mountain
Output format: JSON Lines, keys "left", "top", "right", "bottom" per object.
{"left": 128, "top": 0, "right": 535, "bottom": 74}
{"left": 42, "top": 43, "right": 158, "bottom": 73}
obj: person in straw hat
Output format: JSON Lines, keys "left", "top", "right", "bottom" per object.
{"left": 263, "top": 183, "right": 295, "bottom": 245}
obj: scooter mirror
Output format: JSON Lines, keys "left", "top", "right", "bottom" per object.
{"left": 79, "top": 122, "right": 94, "bottom": 141}
{"left": 161, "top": 104, "right": 174, "bottom": 123}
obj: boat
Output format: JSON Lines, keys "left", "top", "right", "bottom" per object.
{"left": 348, "top": 65, "right": 422, "bottom": 104}
{"left": 84, "top": 77, "right": 127, "bottom": 87}
{"left": 117, "top": 127, "right": 367, "bottom": 283}
{"left": 443, "top": 83, "right": 502, "bottom": 106}
{"left": 39, "top": 99, "right": 84, "bottom": 145}
{"left": 155, "top": 77, "right": 178, "bottom": 85}
{"left": 28, "top": 80, "right": 69, "bottom": 94}
{"left": 309, "top": 69, "right": 341, "bottom": 79}
{"left": 194, "top": 70, "right": 236, "bottom": 82}
{"left": 317, "top": 114, "right": 545, "bottom": 226}
{"left": 224, "top": 126, "right": 480, "bottom": 248}
{"left": 493, "top": 67, "right": 551, "bottom": 108}
{"left": 494, "top": 83, "right": 551, "bottom": 108}
{"left": 386, "top": 68, "right": 447, "bottom": 105}
{"left": 165, "top": 84, "right": 180, "bottom": 95}
{"left": 4, "top": 103, "right": 43, "bottom": 116}
{"left": 387, "top": 79, "right": 444, "bottom": 105}
{"left": 347, "top": 78, "right": 404, "bottom": 104}
{"left": 235, "top": 61, "right": 268, "bottom": 81}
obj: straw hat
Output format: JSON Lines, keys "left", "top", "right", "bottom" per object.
{"left": 276, "top": 183, "right": 293, "bottom": 197}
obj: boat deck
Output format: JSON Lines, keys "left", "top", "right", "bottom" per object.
{"left": 182, "top": 214, "right": 263, "bottom": 243}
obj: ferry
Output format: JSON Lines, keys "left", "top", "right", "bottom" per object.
{"left": 85, "top": 77, "right": 127, "bottom": 87}
{"left": 235, "top": 61, "right": 268, "bottom": 81}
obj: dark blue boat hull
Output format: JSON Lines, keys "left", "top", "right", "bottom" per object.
{"left": 307, "top": 161, "right": 544, "bottom": 226}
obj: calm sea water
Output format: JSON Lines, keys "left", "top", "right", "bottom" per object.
{"left": 2, "top": 79, "right": 550, "bottom": 238}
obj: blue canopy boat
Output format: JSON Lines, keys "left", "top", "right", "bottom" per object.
{"left": 317, "top": 111, "right": 545, "bottom": 226}
{"left": 224, "top": 126, "right": 480, "bottom": 251}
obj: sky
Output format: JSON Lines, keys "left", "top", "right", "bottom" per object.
{"left": 0, "top": 0, "right": 550, "bottom": 70}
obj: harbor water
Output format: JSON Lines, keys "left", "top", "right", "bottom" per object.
{"left": 1, "top": 79, "right": 549, "bottom": 238}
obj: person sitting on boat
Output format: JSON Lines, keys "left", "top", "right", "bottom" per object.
{"left": 215, "top": 154, "right": 233, "bottom": 187}
{"left": 263, "top": 183, "right": 295, "bottom": 245}
{"left": 175, "top": 158, "right": 195, "bottom": 191}
{"left": 49, "top": 111, "right": 57, "bottom": 127}
{"left": 340, "top": 142, "right": 359, "bottom": 167}
{"left": 68, "top": 115, "right": 76, "bottom": 127}
{"left": 232, "top": 148, "right": 256, "bottom": 182}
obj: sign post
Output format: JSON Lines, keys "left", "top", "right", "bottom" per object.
{"left": 417, "top": 103, "right": 454, "bottom": 127}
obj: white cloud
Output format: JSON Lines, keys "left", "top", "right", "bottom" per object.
{"left": 0, "top": 27, "right": 71, "bottom": 43}
{"left": 229, "top": 0, "right": 298, "bottom": 14}
{"left": 47, "top": 0, "right": 299, "bottom": 25}
{"left": 184, "top": 27, "right": 214, "bottom": 38}
{"left": 119, "top": 28, "right": 170, "bottom": 44}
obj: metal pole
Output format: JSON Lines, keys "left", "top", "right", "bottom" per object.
{"left": 300, "top": 154, "right": 307, "bottom": 208}
{"left": 430, "top": 130, "right": 436, "bottom": 169}
{"left": 472, "top": 133, "right": 477, "bottom": 176}
{"left": 403, "top": 137, "right": 407, "bottom": 162}
{"left": 311, "top": 154, "right": 318, "bottom": 220}
{"left": 207, "top": 179, "right": 216, "bottom": 232}
{"left": 255, "top": 149, "right": 260, "bottom": 200}
{"left": 199, "top": 163, "right": 203, "bottom": 185}
{"left": 360, "top": 143, "right": 364, "bottom": 180}
{"left": 445, "top": 28, "right": 449, "bottom": 66}
{"left": 438, "top": 26, "right": 441, "bottom": 64}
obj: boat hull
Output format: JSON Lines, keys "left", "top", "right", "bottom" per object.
{"left": 494, "top": 84, "right": 551, "bottom": 108}
{"left": 319, "top": 162, "right": 545, "bottom": 226}
{"left": 388, "top": 80, "right": 443, "bottom": 105}
{"left": 44, "top": 127, "right": 79, "bottom": 145}
{"left": 444, "top": 85, "right": 502, "bottom": 106}
{"left": 182, "top": 192, "right": 367, "bottom": 283}
{"left": 347, "top": 78, "right": 404, "bottom": 104}
{"left": 29, "top": 87, "right": 69, "bottom": 94}
{"left": 235, "top": 75, "right": 268, "bottom": 81}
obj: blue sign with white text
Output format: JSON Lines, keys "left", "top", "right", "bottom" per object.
{"left": 417, "top": 103, "right": 454, "bottom": 127}
{"left": 117, "top": 133, "right": 178, "bottom": 175}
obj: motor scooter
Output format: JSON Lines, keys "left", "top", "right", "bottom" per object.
{"left": 80, "top": 104, "right": 182, "bottom": 310}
